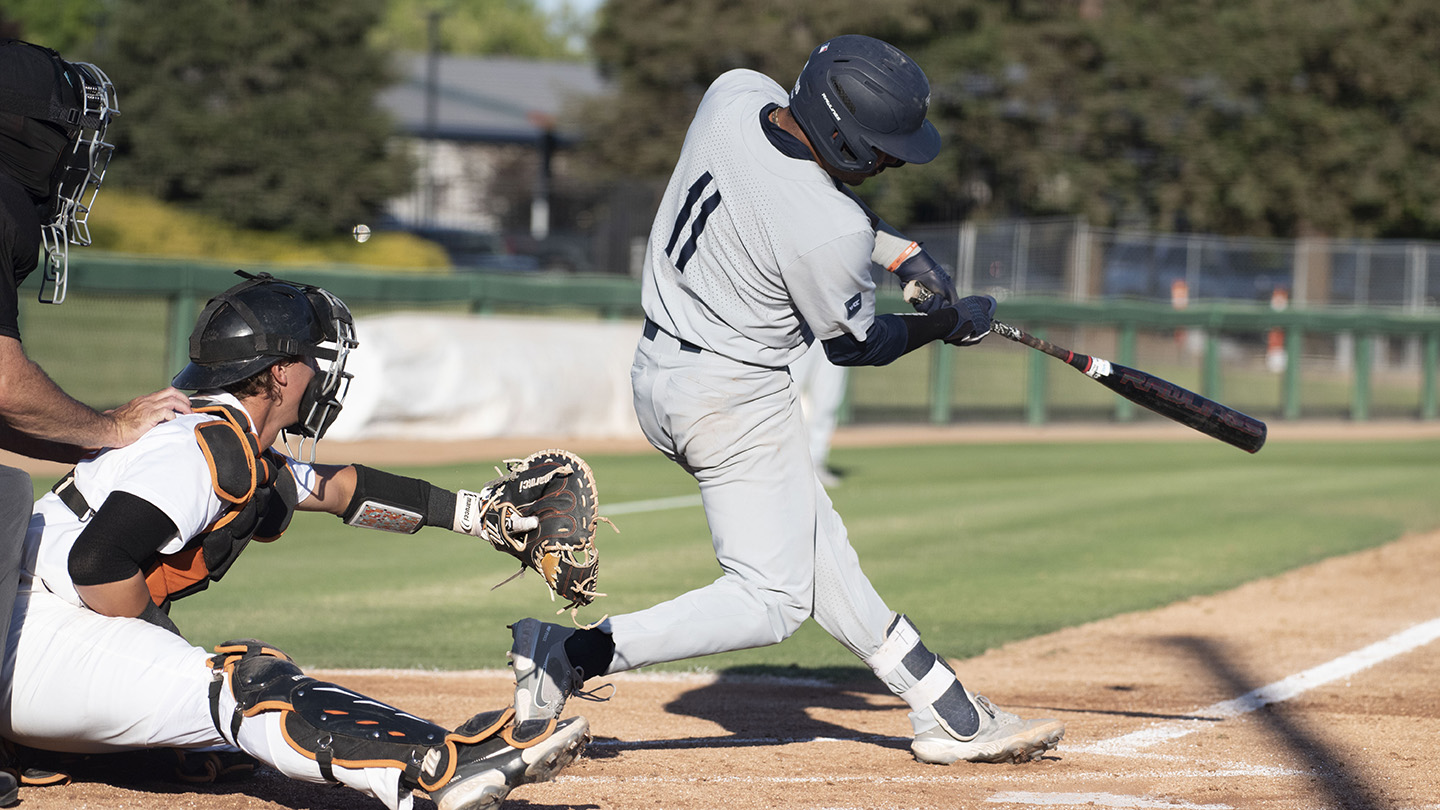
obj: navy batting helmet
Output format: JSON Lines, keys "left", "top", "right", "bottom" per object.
{"left": 788, "top": 35, "right": 941, "bottom": 175}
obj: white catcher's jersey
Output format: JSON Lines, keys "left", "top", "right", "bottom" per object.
{"left": 641, "top": 69, "right": 877, "bottom": 368}
{"left": 25, "top": 392, "right": 319, "bottom": 608}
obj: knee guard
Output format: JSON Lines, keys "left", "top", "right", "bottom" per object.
{"left": 206, "top": 640, "right": 549, "bottom": 792}
{"left": 863, "top": 615, "right": 980, "bottom": 739}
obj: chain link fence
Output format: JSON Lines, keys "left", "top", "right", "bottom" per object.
{"left": 904, "top": 217, "right": 1440, "bottom": 311}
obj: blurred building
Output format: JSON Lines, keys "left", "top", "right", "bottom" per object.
{"left": 377, "top": 53, "right": 612, "bottom": 271}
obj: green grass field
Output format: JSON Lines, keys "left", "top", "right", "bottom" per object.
{"left": 135, "top": 437, "right": 1440, "bottom": 679}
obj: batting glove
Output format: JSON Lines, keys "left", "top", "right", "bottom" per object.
{"left": 894, "top": 247, "right": 961, "bottom": 310}
{"left": 944, "top": 294, "right": 997, "bottom": 346}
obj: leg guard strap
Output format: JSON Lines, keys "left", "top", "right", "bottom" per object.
{"left": 862, "top": 616, "right": 980, "bottom": 739}
{"left": 208, "top": 639, "right": 466, "bottom": 787}
{"left": 862, "top": 613, "right": 925, "bottom": 680}
{"left": 208, "top": 639, "right": 296, "bottom": 746}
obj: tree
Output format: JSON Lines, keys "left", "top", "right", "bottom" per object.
{"left": 576, "top": 0, "right": 950, "bottom": 222}
{"left": 575, "top": 0, "right": 1440, "bottom": 239}
{"left": 908, "top": 0, "right": 1440, "bottom": 238}
{"left": 0, "top": 0, "right": 105, "bottom": 53}
{"left": 371, "top": 0, "right": 588, "bottom": 60}
{"left": 101, "top": 0, "right": 413, "bottom": 239}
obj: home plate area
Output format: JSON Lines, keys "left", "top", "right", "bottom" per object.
{"left": 10, "top": 529, "right": 1440, "bottom": 810}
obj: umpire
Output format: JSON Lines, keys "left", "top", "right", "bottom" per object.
{"left": 0, "top": 38, "right": 191, "bottom": 803}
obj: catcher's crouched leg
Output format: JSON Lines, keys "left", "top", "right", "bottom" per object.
{"left": 207, "top": 640, "right": 590, "bottom": 810}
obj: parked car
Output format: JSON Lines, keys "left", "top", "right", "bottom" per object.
{"left": 1101, "top": 238, "right": 1286, "bottom": 303}
{"left": 410, "top": 227, "right": 541, "bottom": 273}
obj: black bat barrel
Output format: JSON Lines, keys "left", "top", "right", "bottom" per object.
{"left": 1102, "top": 363, "right": 1268, "bottom": 453}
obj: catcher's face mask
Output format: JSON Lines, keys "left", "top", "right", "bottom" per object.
{"left": 39, "top": 61, "right": 118, "bottom": 305}
{"left": 289, "top": 284, "right": 357, "bottom": 445}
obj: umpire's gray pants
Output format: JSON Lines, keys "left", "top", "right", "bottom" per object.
{"left": 609, "top": 331, "right": 893, "bottom": 671}
{"left": 0, "top": 465, "right": 32, "bottom": 698}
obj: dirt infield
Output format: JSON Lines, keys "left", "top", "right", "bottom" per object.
{"left": 13, "top": 521, "right": 1440, "bottom": 810}
{"left": 6, "top": 421, "right": 1438, "bottom": 809}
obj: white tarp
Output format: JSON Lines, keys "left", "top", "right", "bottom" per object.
{"left": 325, "top": 312, "right": 645, "bottom": 441}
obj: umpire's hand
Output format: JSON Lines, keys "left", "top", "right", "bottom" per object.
{"left": 106, "top": 387, "right": 193, "bottom": 447}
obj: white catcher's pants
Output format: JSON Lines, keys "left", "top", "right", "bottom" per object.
{"left": 611, "top": 330, "right": 892, "bottom": 671}
{"left": 2, "top": 586, "right": 408, "bottom": 809}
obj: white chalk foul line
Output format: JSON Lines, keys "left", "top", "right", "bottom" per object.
{"left": 601, "top": 494, "right": 703, "bottom": 516}
{"left": 987, "top": 792, "right": 1231, "bottom": 809}
{"left": 1075, "top": 615, "right": 1440, "bottom": 757}
{"left": 555, "top": 764, "right": 1295, "bottom": 788}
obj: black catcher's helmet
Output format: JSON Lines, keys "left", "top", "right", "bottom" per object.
{"left": 173, "top": 272, "right": 358, "bottom": 442}
{"left": 788, "top": 35, "right": 941, "bottom": 175}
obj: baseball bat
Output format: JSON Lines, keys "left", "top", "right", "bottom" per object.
{"left": 987, "top": 320, "right": 1267, "bottom": 453}
{"left": 901, "top": 281, "right": 1266, "bottom": 453}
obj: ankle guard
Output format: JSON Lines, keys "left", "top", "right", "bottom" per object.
{"left": 207, "top": 640, "right": 530, "bottom": 791}
{"left": 863, "top": 615, "right": 979, "bottom": 739}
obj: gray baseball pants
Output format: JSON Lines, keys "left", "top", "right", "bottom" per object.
{"left": 608, "top": 327, "right": 893, "bottom": 671}
{"left": 0, "top": 465, "right": 32, "bottom": 695}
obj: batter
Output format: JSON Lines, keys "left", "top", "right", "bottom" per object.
{"left": 506, "top": 35, "right": 1065, "bottom": 765}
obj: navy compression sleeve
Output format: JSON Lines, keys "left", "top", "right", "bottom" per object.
{"left": 821, "top": 309, "right": 959, "bottom": 367}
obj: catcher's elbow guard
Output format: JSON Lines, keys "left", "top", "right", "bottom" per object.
{"left": 341, "top": 465, "right": 456, "bottom": 534}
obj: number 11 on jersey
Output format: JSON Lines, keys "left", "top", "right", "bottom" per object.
{"left": 664, "top": 172, "right": 722, "bottom": 272}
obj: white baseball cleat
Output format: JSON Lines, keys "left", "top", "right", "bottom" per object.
{"left": 910, "top": 693, "right": 1064, "bottom": 765}
{"left": 428, "top": 715, "right": 590, "bottom": 810}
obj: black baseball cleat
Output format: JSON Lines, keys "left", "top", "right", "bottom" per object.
{"left": 426, "top": 715, "right": 590, "bottom": 810}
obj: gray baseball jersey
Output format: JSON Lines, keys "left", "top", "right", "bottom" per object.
{"left": 641, "top": 69, "right": 878, "bottom": 366}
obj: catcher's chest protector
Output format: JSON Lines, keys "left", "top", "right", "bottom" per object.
{"left": 143, "top": 399, "right": 298, "bottom": 607}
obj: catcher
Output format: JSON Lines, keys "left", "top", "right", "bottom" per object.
{"left": 0, "top": 272, "right": 604, "bottom": 810}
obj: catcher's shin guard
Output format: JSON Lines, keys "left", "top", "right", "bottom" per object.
{"left": 207, "top": 640, "right": 575, "bottom": 809}
{"left": 862, "top": 615, "right": 979, "bottom": 739}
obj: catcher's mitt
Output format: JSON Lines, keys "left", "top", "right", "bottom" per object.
{"left": 472, "top": 449, "right": 614, "bottom": 618}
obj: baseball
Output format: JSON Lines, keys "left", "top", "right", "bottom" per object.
{"left": 352, "top": 224, "right": 371, "bottom": 243}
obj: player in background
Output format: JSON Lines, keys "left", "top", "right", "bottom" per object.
{"left": 0, "top": 38, "right": 191, "bottom": 804}
{"left": 1, "top": 272, "right": 589, "bottom": 809}
{"left": 790, "top": 339, "right": 848, "bottom": 487}
{"left": 505, "top": 35, "right": 1064, "bottom": 765}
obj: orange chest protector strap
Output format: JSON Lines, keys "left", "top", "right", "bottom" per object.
{"left": 143, "top": 400, "right": 296, "bottom": 607}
